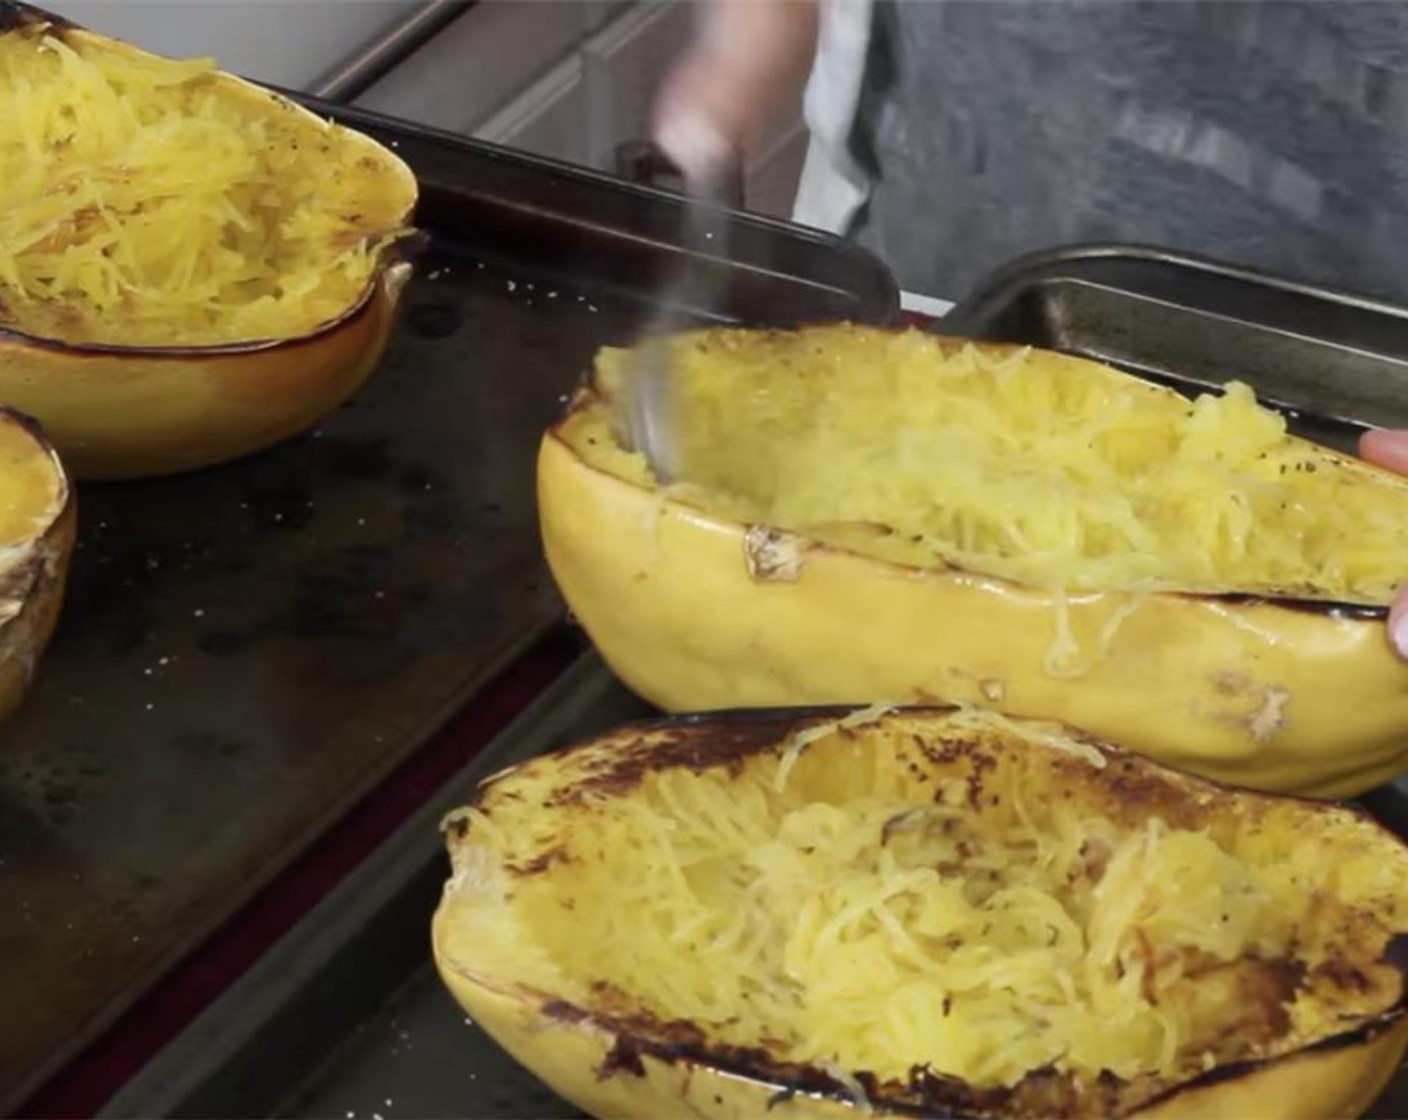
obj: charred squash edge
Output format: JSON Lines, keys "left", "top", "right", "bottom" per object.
{"left": 447, "top": 702, "right": 1408, "bottom": 1119}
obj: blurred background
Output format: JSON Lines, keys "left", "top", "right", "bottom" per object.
{"left": 47, "top": 0, "right": 810, "bottom": 220}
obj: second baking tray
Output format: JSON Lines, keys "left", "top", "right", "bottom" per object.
{"left": 941, "top": 242, "right": 1408, "bottom": 453}
{"left": 96, "top": 243, "right": 1408, "bottom": 1120}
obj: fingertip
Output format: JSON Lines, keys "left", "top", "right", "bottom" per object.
{"left": 1360, "top": 427, "right": 1408, "bottom": 474}
{"left": 1389, "top": 593, "right": 1408, "bottom": 661}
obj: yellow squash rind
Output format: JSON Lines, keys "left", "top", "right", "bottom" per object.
{"left": 537, "top": 332, "right": 1408, "bottom": 799}
{"left": 0, "top": 408, "right": 76, "bottom": 732}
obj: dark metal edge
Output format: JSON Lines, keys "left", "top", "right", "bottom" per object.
{"left": 278, "top": 93, "right": 902, "bottom": 327}
{"left": 941, "top": 241, "right": 1408, "bottom": 376}
{"left": 96, "top": 652, "right": 644, "bottom": 1120}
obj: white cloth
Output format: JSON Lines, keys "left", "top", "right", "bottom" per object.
{"left": 790, "top": 0, "right": 874, "bottom": 234}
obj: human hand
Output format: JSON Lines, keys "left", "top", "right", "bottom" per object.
{"left": 1358, "top": 428, "right": 1408, "bottom": 658}
{"left": 651, "top": 0, "right": 820, "bottom": 187}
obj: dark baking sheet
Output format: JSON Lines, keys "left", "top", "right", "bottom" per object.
{"left": 0, "top": 96, "right": 899, "bottom": 1113}
{"left": 91, "top": 244, "right": 1408, "bottom": 1120}
{"left": 100, "top": 652, "right": 634, "bottom": 1120}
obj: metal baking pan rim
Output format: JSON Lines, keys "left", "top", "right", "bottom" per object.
{"left": 940, "top": 240, "right": 1408, "bottom": 438}
{"left": 277, "top": 88, "right": 903, "bottom": 324}
{"left": 954, "top": 241, "right": 1408, "bottom": 324}
{"left": 946, "top": 271, "right": 1408, "bottom": 379}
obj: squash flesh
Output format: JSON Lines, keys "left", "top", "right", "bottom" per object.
{"left": 0, "top": 13, "right": 413, "bottom": 347}
{"left": 0, "top": 418, "right": 67, "bottom": 544}
{"left": 438, "top": 708, "right": 1408, "bottom": 1116}
{"left": 570, "top": 326, "right": 1408, "bottom": 605}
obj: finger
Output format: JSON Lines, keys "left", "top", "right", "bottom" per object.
{"left": 1390, "top": 587, "right": 1408, "bottom": 661}
{"left": 1359, "top": 427, "right": 1408, "bottom": 475}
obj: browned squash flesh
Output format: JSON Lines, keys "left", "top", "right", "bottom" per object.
{"left": 0, "top": 2, "right": 420, "bottom": 478}
{"left": 433, "top": 705, "right": 1408, "bottom": 1119}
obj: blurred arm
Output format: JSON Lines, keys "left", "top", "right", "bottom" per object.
{"left": 651, "top": 0, "right": 821, "bottom": 185}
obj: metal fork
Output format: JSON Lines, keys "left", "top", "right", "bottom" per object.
{"left": 617, "top": 143, "right": 739, "bottom": 483}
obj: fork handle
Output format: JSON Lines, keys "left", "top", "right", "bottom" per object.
{"left": 614, "top": 139, "right": 746, "bottom": 210}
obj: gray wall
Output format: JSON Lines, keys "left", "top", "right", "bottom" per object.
{"left": 46, "top": 0, "right": 417, "bottom": 89}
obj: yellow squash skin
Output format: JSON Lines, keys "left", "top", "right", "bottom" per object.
{"left": 431, "top": 706, "right": 1408, "bottom": 1120}
{"left": 0, "top": 258, "right": 413, "bottom": 480}
{"left": 0, "top": 5, "right": 420, "bottom": 480}
{"left": 0, "top": 408, "right": 76, "bottom": 731}
{"left": 537, "top": 334, "right": 1408, "bottom": 800}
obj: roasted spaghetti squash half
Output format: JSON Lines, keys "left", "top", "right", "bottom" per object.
{"left": 433, "top": 705, "right": 1408, "bottom": 1119}
{"left": 0, "top": 2, "right": 419, "bottom": 478}
{"left": 538, "top": 324, "right": 1408, "bottom": 798}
